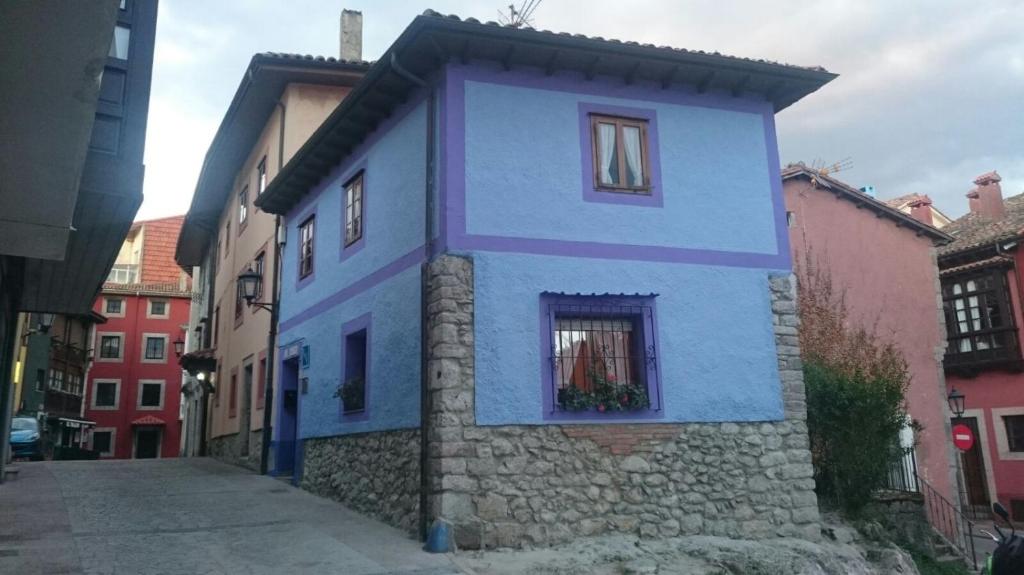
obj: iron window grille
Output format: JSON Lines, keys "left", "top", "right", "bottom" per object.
{"left": 942, "top": 268, "right": 1021, "bottom": 369}
{"left": 144, "top": 337, "right": 165, "bottom": 360}
{"left": 299, "top": 215, "right": 315, "bottom": 278}
{"left": 544, "top": 295, "right": 662, "bottom": 415}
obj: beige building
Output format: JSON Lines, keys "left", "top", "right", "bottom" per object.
{"left": 175, "top": 16, "right": 367, "bottom": 467}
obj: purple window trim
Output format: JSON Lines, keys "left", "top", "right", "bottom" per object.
{"left": 538, "top": 293, "right": 665, "bottom": 422}
{"left": 280, "top": 245, "right": 425, "bottom": 333}
{"left": 295, "top": 205, "right": 318, "bottom": 292}
{"left": 578, "top": 103, "right": 663, "bottom": 207}
{"left": 339, "top": 162, "right": 368, "bottom": 261}
{"left": 442, "top": 63, "right": 791, "bottom": 271}
{"left": 339, "top": 313, "right": 371, "bottom": 421}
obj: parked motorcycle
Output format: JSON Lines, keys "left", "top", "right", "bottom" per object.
{"left": 980, "top": 502, "right": 1024, "bottom": 574}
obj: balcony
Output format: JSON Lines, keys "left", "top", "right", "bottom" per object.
{"left": 44, "top": 390, "right": 83, "bottom": 418}
{"left": 944, "top": 326, "right": 1023, "bottom": 374}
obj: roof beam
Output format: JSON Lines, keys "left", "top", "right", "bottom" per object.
{"left": 459, "top": 39, "right": 470, "bottom": 65}
{"left": 661, "top": 65, "right": 679, "bottom": 89}
{"left": 544, "top": 49, "right": 560, "bottom": 76}
{"left": 501, "top": 43, "right": 516, "bottom": 71}
{"left": 731, "top": 74, "right": 750, "bottom": 97}
{"left": 625, "top": 62, "right": 641, "bottom": 85}
{"left": 426, "top": 35, "right": 448, "bottom": 64}
{"left": 585, "top": 55, "right": 601, "bottom": 81}
{"left": 696, "top": 70, "right": 716, "bottom": 94}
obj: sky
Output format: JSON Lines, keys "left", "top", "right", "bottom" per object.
{"left": 139, "top": 0, "right": 1024, "bottom": 221}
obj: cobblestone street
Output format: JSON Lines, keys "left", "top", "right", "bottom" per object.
{"left": 0, "top": 458, "right": 461, "bottom": 575}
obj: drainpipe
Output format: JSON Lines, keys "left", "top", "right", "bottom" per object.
{"left": 259, "top": 100, "right": 287, "bottom": 476}
{"left": 391, "top": 51, "right": 436, "bottom": 540}
{"left": 200, "top": 247, "right": 217, "bottom": 457}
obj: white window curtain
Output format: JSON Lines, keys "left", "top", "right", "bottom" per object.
{"left": 598, "top": 123, "right": 616, "bottom": 185}
{"left": 623, "top": 126, "right": 643, "bottom": 186}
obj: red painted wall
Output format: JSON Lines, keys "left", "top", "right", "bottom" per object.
{"left": 946, "top": 249, "right": 1024, "bottom": 509}
{"left": 784, "top": 177, "right": 957, "bottom": 503}
{"left": 85, "top": 293, "right": 189, "bottom": 458}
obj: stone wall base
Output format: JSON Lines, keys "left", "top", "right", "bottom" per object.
{"left": 208, "top": 430, "right": 263, "bottom": 471}
{"left": 434, "top": 422, "right": 820, "bottom": 549}
{"left": 301, "top": 428, "right": 421, "bottom": 534}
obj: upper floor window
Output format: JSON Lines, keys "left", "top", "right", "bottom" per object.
{"left": 144, "top": 336, "right": 166, "bottom": 361}
{"left": 299, "top": 216, "right": 315, "bottom": 279}
{"left": 254, "top": 251, "right": 266, "bottom": 299}
{"left": 99, "top": 334, "right": 123, "bottom": 360}
{"left": 109, "top": 25, "right": 130, "bottom": 60}
{"left": 105, "top": 298, "right": 123, "bottom": 315}
{"left": 138, "top": 380, "right": 164, "bottom": 409}
{"left": 590, "top": 114, "right": 650, "bottom": 192}
{"left": 344, "top": 173, "right": 364, "bottom": 247}
{"left": 943, "top": 269, "right": 1020, "bottom": 369}
{"left": 238, "top": 187, "right": 249, "bottom": 225}
{"left": 257, "top": 157, "right": 268, "bottom": 195}
{"left": 1005, "top": 415, "right": 1024, "bottom": 453}
{"left": 147, "top": 299, "right": 168, "bottom": 318}
{"left": 224, "top": 220, "right": 231, "bottom": 259}
{"left": 107, "top": 264, "right": 138, "bottom": 284}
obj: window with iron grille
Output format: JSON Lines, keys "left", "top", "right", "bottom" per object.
{"left": 299, "top": 215, "right": 315, "bottom": 279}
{"left": 942, "top": 269, "right": 1020, "bottom": 368}
{"left": 344, "top": 173, "right": 364, "bottom": 247}
{"left": 542, "top": 294, "right": 661, "bottom": 418}
{"left": 1005, "top": 415, "right": 1024, "bottom": 452}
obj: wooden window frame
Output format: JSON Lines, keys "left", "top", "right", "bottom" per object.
{"left": 298, "top": 215, "right": 315, "bottom": 279}
{"left": 1005, "top": 415, "right": 1024, "bottom": 453}
{"left": 589, "top": 114, "right": 651, "bottom": 194}
{"left": 238, "top": 186, "right": 249, "bottom": 227}
{"left": 344, "top": 172, "right": 364, "bottom": 247}
{"left": 942, "top": 268, "right": 1021, "bottom": 369}
{"left": 257, "top": 156, "right": 267, "bottom": 195}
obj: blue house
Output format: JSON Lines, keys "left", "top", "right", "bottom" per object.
{"left": 255, "top": 11, "right": 835, "bottom": 548}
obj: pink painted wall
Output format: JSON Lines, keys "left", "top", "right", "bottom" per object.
{"left": 784, "top": 177, "right": 956, "bottom": 503}
{"left": 946, "top": 249, "right": 1024, "bottom": 511}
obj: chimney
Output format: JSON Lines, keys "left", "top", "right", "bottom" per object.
{"left": 966, "top": 170, "right": 1005, "bottom": 219}
{"left": 907, "top": 196, "right": 934, "bottom": 226}
{"left": 340, "top": 9, "right": 363, "bottom": 62}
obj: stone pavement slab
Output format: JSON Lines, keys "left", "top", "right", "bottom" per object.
{"left": 0, "top": 458, "right": 462, "bottom": 575}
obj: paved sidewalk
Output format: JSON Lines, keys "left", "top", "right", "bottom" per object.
{"left": 0, "top": 458, "right": 461, "bottom": 575}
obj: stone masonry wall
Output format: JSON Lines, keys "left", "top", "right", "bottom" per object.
{"left": 208, "top": 430, "right": 262, "bottom": 472}
{"left": 425, "top": 255, "right": 821, "bottom": 549}
{"left": 301, "top": 429, "right": 421, "bottom": 534}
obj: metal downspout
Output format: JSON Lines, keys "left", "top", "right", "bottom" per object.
{"left": 392, "top": 51, "right": 436, "bottom": 540}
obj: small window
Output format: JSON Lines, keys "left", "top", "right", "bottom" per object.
{"left": 342, "top": 329, "right": 367, "bottom": 414}
{"left": 35, "top": 369, "right": 45, "bottom": 392}
{"left": 235, "top": 275, "right": 245, "bottom": 320}
{"left": 213, "top": 306, "right": 220, "bottom": 346}
{"left": 787, "top": 211, "right": 796, "bottom": 228}
{"left": 105, "top": 298, "right": 123, "bottom": 314}
{"left": 344, "top": 174, "right": 364, "bottom": 247}
{"left": 139, "top": 381, "right": 163, "bottom": 408}
{"left": 1005, "top": 415, "right": 1024, "bottom": 452}
{"left": 92, "top": 431, "right": 113, "bottom": 455}
{"left": 257, "top": 356, "right": 267, "bottom": 408}
{"left": 254, "top": 252, "right": 266, "bottom": 299}
{"left": 109, "top": 25, "right": 130, "bottom": 60}
{"left": 590, "top": 114, "right": 650, "bottom": 192}
{"left": 94, "top": 381, "right": 118, "bottom": 408}
{"left": 49, "top": 369, "right": 63, "bottom": 390}
{"left": 229, "top": 372, "right": 238, "bottom": 417}
{"left": 144, "top": 337, "right": 165, "bottom": 360}
{"left": 224, "top": 221, "right": 231, "bottom": 259}
{"left": 238, "top": 186, "right": 249, "bottom": 225}
{"left": 257, "top": 157, "right": 268, "bottom": 195}
{"left": 149, "top": 300, "right": 167, "bottom": 317}
{"left": 99, "top": 335, "right": 122, "bottom": 359}
{"left": 299, "top": 216, "right": 315, "bottom": 279}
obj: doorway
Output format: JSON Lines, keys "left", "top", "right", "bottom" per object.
{"left": 134, "top": 427, "right": 161, "bottom": 459}
{"left": 239, "top": 361, "right": 253, "bottom": 457}
{"left": 956, "top": 417, "right": 990, "bottom": 517}
{"left": 274, "top": 356, "right": 300, "bottom": 477}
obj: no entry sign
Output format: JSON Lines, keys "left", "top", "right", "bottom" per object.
{"left": 952, "top": 424, "right": 975, "bottom": 451}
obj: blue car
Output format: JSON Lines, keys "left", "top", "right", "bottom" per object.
{"left": 10, "top": 417, "right": 43, "bottom": 461}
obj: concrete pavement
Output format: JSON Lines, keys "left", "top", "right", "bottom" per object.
{"left": 0, "top": 458, "right": 462, "bottom": 575}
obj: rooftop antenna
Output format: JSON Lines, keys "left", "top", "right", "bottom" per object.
{"left": 499, "top": 0, "right": 542, "bottom": 28}
{"left": 811, "top": 157, "right": 853, "bottom": 177}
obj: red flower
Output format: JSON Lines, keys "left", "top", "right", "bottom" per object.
{"left": 606, "top": 374, "right": 617, "bottom": 383}
{"left": 621, "top": 394, "right": 629, "bottom": 404}
{"left": 597, "top": 404, "right": 606, "bottom": 413}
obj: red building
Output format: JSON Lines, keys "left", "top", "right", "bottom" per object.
{"left": 85, "top": 216, "right": 191, "bottom": 459}
{"left": 939, "top": 171, "right": 1024, "bottom": 521}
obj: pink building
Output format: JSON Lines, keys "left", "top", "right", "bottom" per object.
{"left": 782, "top": 164, "right": 958, "bottom": 506}
{"left": 938, "top": 171, "right": 1024, "bottom": 521}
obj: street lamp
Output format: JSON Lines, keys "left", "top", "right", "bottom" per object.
{"left": 173, "top": 337, "right": 185, "bottom": 357}
{"left": 37, "top": 313, "right": 55, "bottom": 333}
{"left": 237, "top": 267, "right": 273, "bottom": 313}
{"left": 948, "top": 388, "right": 966, "bottom": 419}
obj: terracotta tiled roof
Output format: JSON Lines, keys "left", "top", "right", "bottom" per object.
{"left": 938, "top": 192, "right": 1024, "bottom": 257}
{"left": 883, "top": 193, "right": 927, "bottom": 209}
{"left": 940, "top": 255, "right": 1014, "bottom": 277}
{"left": 139, "top": 215, "right": 186, "bottom": 285}
{"left": 419, "top": 9, "right": 830, "bottom": 73}
{"left": 131, "top": 415, "right": 166, "bottom": 426}
{"left": 101, "top": 282, "right": 192, "bottom": 297}
{"left": 260, "top": 52, "right": 372, "bottom": 66}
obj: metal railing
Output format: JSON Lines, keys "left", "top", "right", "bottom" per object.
{"left": 886, "top": 449, "right": 921, "bottom": 493}
{"left": 919, "top": 474, "right": 977, "bottom": 570}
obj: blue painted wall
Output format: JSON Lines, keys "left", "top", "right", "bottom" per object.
{"left": 449, "top": 64, "right": 788, "bottom": 425}
{"left": 278, "top": 100, "right": 428, "bottom": 438}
